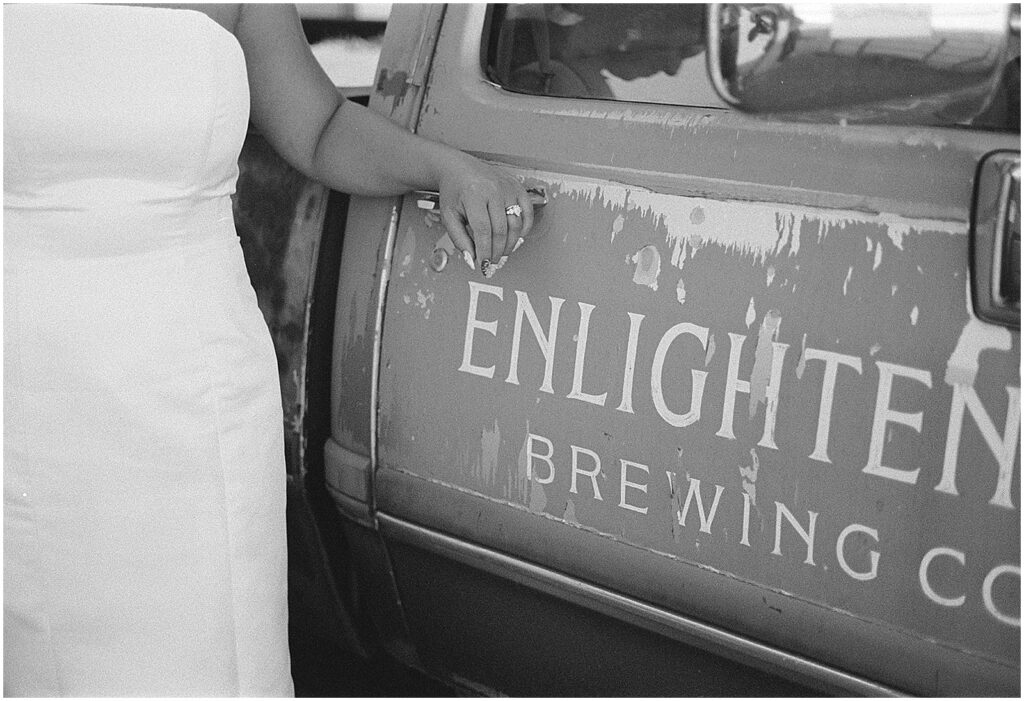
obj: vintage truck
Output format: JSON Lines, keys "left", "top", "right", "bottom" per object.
{"left": 233, "top": 4, "right": 1021, "bottom": 695}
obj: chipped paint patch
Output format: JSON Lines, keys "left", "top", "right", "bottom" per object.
{"left": 666, "top": 471, "right": 683, "bottom": 542}
{"left": 529, "top": 482, "right": 547, "bottom": 512}
{"left": 611, "top": 214, "right": 625, "bottom": 242}
{"left": 745, "top": 298, "right": 757, "bottom": 328}
{"left": 945, "top": 319, "right": 1013, "bottom": 387}
{"left": 481, "top": 420, "right": 500, "bottom": 485}
{"left": 375, "top": 68, "right": 410, "bottom": 101}
{"left": 795, "top": 333, "right": 809, "bottom": 379}
{"left": 546, "top": 174, "right": 965, "bottom": 271}
{"left": 869, "top": 343, "right": 881, "bottom": 356}
{"left": 910, "top": 305, "right": 919, "bottom": 326}
{"left": 750, "top": 310, "right": 782, "bottom": 418}
{"left": 631, "top": 245, "right": 661, "bottom": 290}
{"left": 676, "top": 278, "right": 686, "bottom": 305}
{"left": 396, "top": 225, "right": 417, "bottom": 277}
{"left": 872, "top": 243, "right": 883, "bottom": 271}
{"left": 739, "top": 448, "right": 760, "bottom": 506}
{"left": 416, "top": 289, "right": 435, "bottom": 319}
{"left": 879, "top": 214, "right": 911, "bottom": 251}
{"left": 563, "top": 499, "right": 579, "bottom": 524}
{"left": 843, "top": 266, "right": 853, "bottom": 296}
{"left": 766, "top": 266, "right": 776, "bottom": 287}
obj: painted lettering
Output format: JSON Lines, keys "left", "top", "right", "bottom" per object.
{"left": 804, "top": 349, "right": 863, "bottom": 463}
{"left": 458, "top": 281, "right": 503, "bottom": 379}
{"left": 918, "top": 546, "right": 966, "bottom": 607}
{"left": 772, "top": 502, "right": 818, "bottom": 566}
{"left": 864, "top": 361, "right": 933, "bottom": 484}
{"left": 740, "top": 491, "right": 753, "bottom": 547}
{"left": 717, "top": 332, "right": 750, "bottom": 441}
{"left": 938, "top": 385, "right": 1021, "bottom": 509}
{"left": 570, "top": 444, "right": 603, "bottom": 501}
{"left": 619, "top": 459, "right": 649, "bottom": 514}
{"left": 651, "top": 322, "right": 709, "bottom": 427}
{"left": 836, "top": 523, "right": 880, "bottom": 581}
{"left": 506, "top": 290, "right": 564, "bottom": 393}
{"left": 567, "top": 302, "right": 608, "bottom": 406}
{"left": 525, "top": 432, "right": 555, "bottom": 484}
{"left": 615, "top": 312, "right": 645, "bottom": 414}
{"left": 982, "top": 564, "right": 1020, "bottom": 627}
{"left": 716, "top": 332, "right": 787, "bottom": 448}
{"left": 678, "top": 477, "right": 725, "bottom": 534}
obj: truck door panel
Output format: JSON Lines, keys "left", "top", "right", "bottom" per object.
{"left": 373, "top": 4, "right": 1020, "bottom": 695}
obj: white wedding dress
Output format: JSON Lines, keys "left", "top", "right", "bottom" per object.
{"left": 4, "top": 4, "right": 293, "bottom": 695}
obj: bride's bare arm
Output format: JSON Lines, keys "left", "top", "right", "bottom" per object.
{"left": 233, "top": 3, "right": 531, "bottom": 266}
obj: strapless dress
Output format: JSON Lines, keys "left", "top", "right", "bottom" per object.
{"left": 4, "top": 4, "right": 292, "bottom": 695}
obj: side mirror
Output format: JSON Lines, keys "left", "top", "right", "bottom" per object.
{"left": 706, "top": 3, "right": 1015, "bottom": 124}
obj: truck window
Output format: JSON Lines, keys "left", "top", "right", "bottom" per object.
{"left": 298, "top": 3, "right": 389, "bottom": 88}
{"left": 484, "top": 3, "right": 728, "bottom": 109}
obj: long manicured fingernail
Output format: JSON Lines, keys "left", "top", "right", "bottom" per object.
{"left": 462, "top": 250, "right": 476, "bottom": 270}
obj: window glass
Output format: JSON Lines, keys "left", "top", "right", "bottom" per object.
{"left": 299, "top": 3, "right": 389, "bottom": 88}
{"left": 485, "top": 4, "right": 727, "bottom": 108}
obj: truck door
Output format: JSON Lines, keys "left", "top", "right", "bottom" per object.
{"left": 371, "top": 4, "right": 1020, "bottom": 695}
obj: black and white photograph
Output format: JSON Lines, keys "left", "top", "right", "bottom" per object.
{"left": 3, "top": 1, "right": 1020, "bottom": 697}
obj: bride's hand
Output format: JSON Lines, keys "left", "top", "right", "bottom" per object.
{"left": 437, "top": 155, "right": 535, "bottom": 271}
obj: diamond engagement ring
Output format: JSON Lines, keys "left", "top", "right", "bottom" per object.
{"left": 504, "top": 204, "right": 522, "bottom": 217}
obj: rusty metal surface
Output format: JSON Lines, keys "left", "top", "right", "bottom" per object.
{"left": 329, "top": 4, "right": 446, "bottom": 462}
{"left": 372, "top": 4, "right": 1020, "bottom": 695}
{"left": 233, "top": 131, "right": 329, "bottom": 478}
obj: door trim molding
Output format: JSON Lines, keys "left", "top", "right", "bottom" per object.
{"left": 377, "top": 512, "right": 899, "bottom": 697}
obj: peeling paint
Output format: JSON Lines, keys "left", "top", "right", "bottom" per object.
{"left": 872, "top": 243, "right": 883, "bottom": 271}
{"left": 514, "top": 423, "right": 532, "bottom": 502}
{"left": 415, "top": 289, "right": 435, "bottom": 319}
{"left": 899, "top": 132, "right": 949, "bottom": 150}
{"left": 666, "top": 471, "right": 682, "bottom": 542}
{"left": 842, "top": 266, "right": 853, "bottom": 296}
{"left": 396, "top": 225, "right": 416, "bottom": 277}
{"left": 375, "top": 68, "right": 410, "bottom": 101}
{"left": 739, "top": 448, "right": 760, "bottom": 506}
{"left": 546, "top": 176, "right": 964, "bottom": 275}
{"left": 529, "top": 482, "right": 547, "bottom": 512}
{"left": 563, "top": 499, "right": 579, "bottom": 524}
{"left": 945, "top": 319, "right": 1013, "bottom": 387}
{"left": 879, "top": 214, "right": 911, "bottom": 250}
{"left": 910, "top": 305, "right": 919, "bottom": 326}
{"left": 675, "top": 278, "right": 686, "bottom": 305}
{"left": 631, "top": 245, "right": 661, "bottom": 291}
{"left": 745, "top": 298, "right": 756, "bottom": 327}
{"left": 611, "top": 214, "right": 625, "bottom": 242}
{"left": 750, "top": 310, "right": 782, "bottom": 419}
{"left": 795, "top": 333, "right": 808, "bottom": 379}
{"left": 766, "top": 266, "right": 776, "bottom": 287}
{"left": 869, "top": 343, "right": 881, "bottom": 356}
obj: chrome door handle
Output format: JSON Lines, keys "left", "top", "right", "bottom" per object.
{"left": 414, "top": 187, "right": 548, "bottom": 212}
